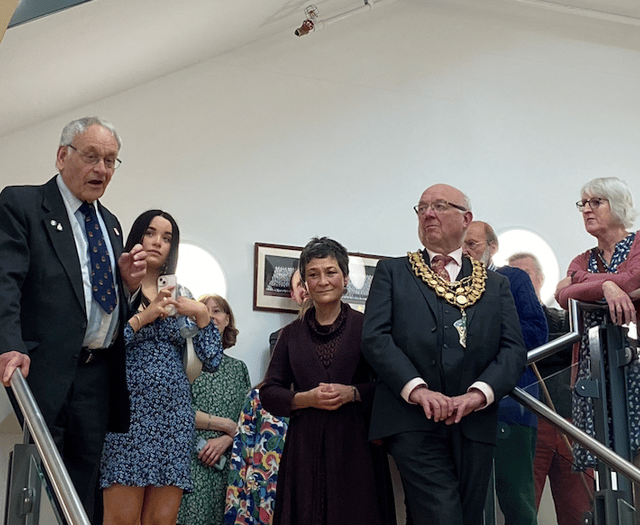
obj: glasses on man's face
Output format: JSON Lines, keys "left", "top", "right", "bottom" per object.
{"left": 576, "top": 197, "right": 607, "bottom": 212}
{"left": 414, "top": 200, "right": 467, "bottom": 216}
{"left": 68, "top": 145, "right": 122, "bottom": 170}
{"left": 463, "top": 240, "right": 487, "bottom": 251}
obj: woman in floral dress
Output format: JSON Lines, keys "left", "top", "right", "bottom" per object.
{"left": 556, "top": 177, "right": 640, "bottom": 470}
{"left": 100, "top": 210, "right": 223, "bottom": 525}
{"left": 224, "top": 386, "right": 289, "bottom": 524}
{"left": 178, "top": 294, "right": 251, "bottom": 525}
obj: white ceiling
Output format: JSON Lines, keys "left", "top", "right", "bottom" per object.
{"left": 0, "top": 0, "right": 638, "bottom": 139}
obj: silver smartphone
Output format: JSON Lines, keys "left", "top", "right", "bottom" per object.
{"left": 157, "top": 274, "right": 177, "bottom": 315}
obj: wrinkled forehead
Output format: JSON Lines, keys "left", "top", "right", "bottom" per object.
{"left": 74, "top": 125, "right": 119, "bottom": 152}
{"left": 419, "top": 184, "right": 465, "bottom": 205}
{"left": 581, "top": 191, "right": 603, "bottom": 200}
{"left": 465, "top": 223, "right": 486, "bottom": 240}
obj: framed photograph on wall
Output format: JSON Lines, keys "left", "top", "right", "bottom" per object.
{"left": 342, "top": 252, "right": 384, "bottom": 312}
{"left": 254, "top": 243, "right": 304, "bottom": 313}
{"left": 253, "top": 242, "right": 385, "bottom": 313}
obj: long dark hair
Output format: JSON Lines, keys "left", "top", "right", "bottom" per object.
{"left": 125, "top": 210, "right": 180, "bottom": 274}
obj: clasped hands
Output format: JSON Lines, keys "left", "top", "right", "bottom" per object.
{"left": 409, "top": 386, "right": 485, "bottom": 425}
{"left": 298, "top": 382, "right": 356, "bottom": 411}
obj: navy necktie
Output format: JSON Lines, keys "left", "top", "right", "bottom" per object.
{"left": 79, "top": 202, "right": 117, "bottom": 314}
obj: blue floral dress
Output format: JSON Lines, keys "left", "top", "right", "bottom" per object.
{"left": 100, "top": 314, "right": 223, "bottom": 491}
{"left": 572, "top": 232, "right": 640, "bottom": 470}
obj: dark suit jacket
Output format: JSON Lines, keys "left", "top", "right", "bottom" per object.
{"left": 0, "top": 176, "right": 130, "bottom": 432}
{"left": 361, "top": 255, "right": 526, "bottom": 445}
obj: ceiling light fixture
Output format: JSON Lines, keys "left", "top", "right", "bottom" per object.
{"left": 294, "top": 0, "right": 395, "bottom": 37}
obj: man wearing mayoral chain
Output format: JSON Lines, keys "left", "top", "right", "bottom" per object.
{"left": 362, "top": 183, "right": 527, "bottom": 525}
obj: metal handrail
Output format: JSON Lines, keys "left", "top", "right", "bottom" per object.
{"left": 511, "top": 386, "right": 640, "bottom": 485}
{"left": 10, "top": 370, "right": 91, "bottom": 525}
{"left": 527, "top": 298, "right": 581, "bottom": 365}
{"left": 513, "top": 298, "right": 640, "bottom": 487}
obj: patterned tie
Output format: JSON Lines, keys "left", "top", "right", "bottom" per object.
{"left": 430, "top": 254, "right": 454, "bottom": 281}
{"left": 80, "top": 202, "right": 117, "bottom": 314}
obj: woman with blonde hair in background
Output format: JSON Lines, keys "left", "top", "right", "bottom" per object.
{"left": 178, "top": 294, "right": 251, "bottom": 525}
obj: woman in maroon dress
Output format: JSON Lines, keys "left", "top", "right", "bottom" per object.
{"left": 260, "top": 237, "right": 384, "bottom": 525}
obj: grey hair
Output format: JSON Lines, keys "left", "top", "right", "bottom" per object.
{"left": 59, "top": 117, "right": 121, "bottom": 150}
{"left": 461, "top": 192, "right": 472, "bottom": 212}
{"left": 482, "top": 222, "right": 498, "bottom": 247}
{"left": 581, "top": 177, "right": 636, "bottom": 229}
{"left": 508, "top": 252, "right": 543, "bottom": 277}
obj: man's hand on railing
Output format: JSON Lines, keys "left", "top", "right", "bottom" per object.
{"left": 0, "top": 351, "right": 30, "bottom": 387}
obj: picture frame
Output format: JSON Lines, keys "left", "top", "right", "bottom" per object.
{"left": 253, "top": 242, "right": 384, "bottom": 313}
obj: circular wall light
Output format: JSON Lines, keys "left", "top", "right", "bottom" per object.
{"left": 493, "top": 229, "right": 559, "bottom": 305}
{"left": 176, "top": 242, "right": 227, "bottom": 299}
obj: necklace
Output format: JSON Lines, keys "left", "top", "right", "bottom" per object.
{"left": 408, "top": 251, "right": 487, "bottom": 308}
{"left": 408, "top": 251, "right": 488, "bottom": 348}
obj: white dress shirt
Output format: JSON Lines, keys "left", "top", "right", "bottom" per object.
{"left": 56, "top": 175, "right": 120, "bottom": 349}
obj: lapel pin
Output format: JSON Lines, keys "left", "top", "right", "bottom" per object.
{"left": 50, "top": 220, "right": 57, "bottom": 226}
{"left": 114, "top": 227, "right": 120, "bottom": 236}
{"left": 57, "top": 224, "right": 63, "bottom": 231}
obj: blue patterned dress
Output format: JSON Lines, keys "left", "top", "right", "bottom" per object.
{"left": 100, "top": 314, "right": 223, "bottom": 491}
{"left": 572, "top": 232, "right": 640, "bottom": 469}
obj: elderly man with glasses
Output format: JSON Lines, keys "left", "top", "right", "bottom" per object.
{"left": 464, "top": 221, "right": 548, "bottom": 525}
{"left": 362, "top": 183, "right": 527, "bottom": 525}
{"left": 0, "top": 116, "right": 147, "bottom": 521}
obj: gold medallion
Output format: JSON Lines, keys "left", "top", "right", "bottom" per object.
{"left": 408, "top": 251, "right": 487, "bottom": 311}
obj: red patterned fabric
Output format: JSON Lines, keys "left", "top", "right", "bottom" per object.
{"left": 431, "top": 254, "right": 454, "bottom": 281}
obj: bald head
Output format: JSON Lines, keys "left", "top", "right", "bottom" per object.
{"left": 508, "top": 253, "right": 545, "bottom": 299}
{"left": 415, "top": 184, "right": 473, "bottom": 254}
{"left": 464, "top": 221, "right": 498, "bottom": 266}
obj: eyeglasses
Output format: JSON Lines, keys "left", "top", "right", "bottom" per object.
{"left": 68, "top": 145, "right": 122, "bottom": 170}
{"left": 463, "top": 240, "right": 487, "bottom": 250}
{"left": 414, "top": 200, "right": 467, "bottom": 216}
{"left": 576, "top": 197, "right": 607, "bottom": 212}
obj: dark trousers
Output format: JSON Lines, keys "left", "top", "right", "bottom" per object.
{"left": 49, "top": 357, "right": 111, "bottom": 522}
{"left": 494, "top": 423, "right": 538, "bottom": 525}
{"left": 389, "top": 427, "right": 495, "bottom": 525}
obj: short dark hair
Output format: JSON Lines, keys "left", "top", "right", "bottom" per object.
{"left": 299, "top": 237, "right": 349, "bottom": 282}
{"left": 124, "top": 210, "right": 180, "bottom": 274}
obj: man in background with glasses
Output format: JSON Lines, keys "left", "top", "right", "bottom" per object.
{"left": 0, "top": 116, "right": 146, "bottom": 521}
{"left": 464, "top": 221, "right": 547, "bottom": 525}
{"left": 362, "top": 183, "right": 527, "bottom": 525}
